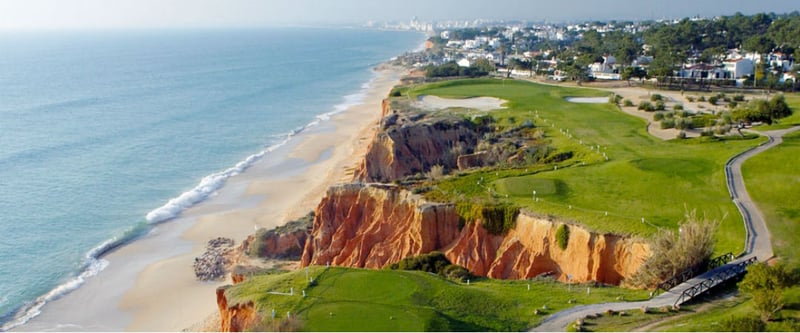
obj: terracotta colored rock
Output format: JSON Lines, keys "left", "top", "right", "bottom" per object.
{"left": 300, "top": 184, "right": 649, "bottom": 285}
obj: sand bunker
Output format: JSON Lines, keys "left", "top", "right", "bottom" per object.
{"left": 417, "top": 95, "right": 506, "bottom": 111}
{"left": 565, "top": 97, "right": 609, "bottom": 104}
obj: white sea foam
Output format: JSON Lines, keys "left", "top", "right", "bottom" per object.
{"left": 1, "top": 69, "right": 383, "bottom": 332}
{"left": 0, "top": 257, "right": 109, "bottom": 331}
{"left": 144, "top": 73, "right": 376, "bottom": 225}
{"left": 144, "top": 137, "right": 290, "bottom": 224}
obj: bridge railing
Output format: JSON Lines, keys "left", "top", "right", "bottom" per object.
{"left": 673, "top": 256, "right": 757, "bottom": 307}
{"left": 656, "top": 252, "right": 735, "bottom": 293}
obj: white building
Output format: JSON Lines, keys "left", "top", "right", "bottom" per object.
{"left": 723, "top": 58, "right": 755, "bottom": 79}
{"left": 457, "top": 59, "right": 471, "bottom": 67}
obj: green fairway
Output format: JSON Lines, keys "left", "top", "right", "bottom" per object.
{"left": 224, "top": 266, "right": 651, "bottom": 331}
{"left": 413, "top": 78, "right": 763, "bottom": 254}
{"left": 742, "top": 130, "right": 800, "bottom": 268}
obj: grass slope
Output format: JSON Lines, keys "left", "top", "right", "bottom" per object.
{"left": 742, "top": 130, "right": 800, "bottom": 268}
{"left": 413, "top": 78, "right": 762, "bottom": 254}
{"left": 225, "top": 266, "right": 650, "bottom": 331}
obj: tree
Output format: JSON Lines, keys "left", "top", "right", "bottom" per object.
{"left": 739, "top": 263, "right": 791, "bottom": 322}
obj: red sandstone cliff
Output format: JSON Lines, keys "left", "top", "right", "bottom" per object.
{"left": 300, "top": 183, "right": 461, "bottom": 268}
{"left": 217, "top": 286, "right": 258, "bottom": 332}
{"left": 301, "top": 183, "right": 648, "bottom": 285}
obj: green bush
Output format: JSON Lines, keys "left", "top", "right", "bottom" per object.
{"left": 739, "top": 263, "right": 792, "bottom": 322}
{"left": 638, "top": 101, "right": 655, "bottom": 112}
{"left": 721, "top": 315, "right": 766, "bottom": 332}
{"left": 650, "top": 94, "right": 663, "bottom": 102}
{"left": 442, "top": 264, "right": 472, "bottom": 282}
{"left": 655, "top": 101, "right": 666, "bottom": 111}
{"left": 660, "top": 118, "right": 676, "bottom": 129}
{"left": 391, "top": 251, "right": 451, "bottom": 273}
{"left": 698, "top": 96, "right": 707, "bottom": 102}
{"left": 675, "top": 118, "right": 694, "bottom": 130}
{"left": 673, "top": 104, "right": 684, "bottom": 111}
{"left": 653, "top": 112, "right": 665, "bottom": 121}
{"left": 390, "top": 253, "right": 473, "bottom": 282}
{"left": 708, "top": 96, "right": 719, "bottom": 105}
{"left": 556, "top": 224, "right": 570, "bottom": 250}
{"left": 456, "top": 201, "right": 520, "bottom": 235}
{"left": 733, "top": 94, "right": 746, "bottom": 102}
{"left": 623, "top": 99, "right": 634, "bottom": 107}
{"left": 687, "top": 96, "right": 696, "bottom": 102}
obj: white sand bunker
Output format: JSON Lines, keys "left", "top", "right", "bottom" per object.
{"left": 565, "top": 97, "right": 609, "bottom": 104}
{"left": 417, "top": 95, "right": 507, "bottom": 111}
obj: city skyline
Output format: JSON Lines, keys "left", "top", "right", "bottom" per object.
{"left": 0, "top": 0, "right": 798, "bottom": 31}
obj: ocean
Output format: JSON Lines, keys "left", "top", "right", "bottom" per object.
{"left": 0, "top": 27, "right": 422, "bottom": 330}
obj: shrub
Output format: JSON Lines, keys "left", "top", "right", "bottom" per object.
{"left": 653, "top": 112, "right": 665, "bottom": 121}
{"left": 698, "top": 96, "right": 706, "bottom": 102}
{"left": 650, "top": 94, "right": 663, "bottom": 102}
{"left": 638, "top": 101, "right": 655, "bottom": 112}
{"left": 708, "top": 96, "right": 719, "bottom": 105}
{"left": 673, "top": 104, "right": 684, "bottom": 111}
{"left": 677, "top": 131, "right": 687, "bottom": 139}
{"left": 391, "top": 251, "right": 451, "bottom": 273}
{"left": 721, "top": 316, "right": 766, "bottom": 332}
{"left": 660, "top": 118, "right": 676, "bottom": 129}
{"left": 675, "top": 118, "right": 694, "bottom": 130}
{"left": 626, "top": 210, "right": 719, "bottom": 288}
{"left": 442, "top": 264, "right": 472, "bottom": 282}
{"left": 556, "top": 224, "right": 570, "bottom": 250}
{"left": 733, "top": 94, "right": 746, "bottom": 102}
{"left": 739, "top": 263, "right": 792, "bottom": 322}
{"left": 456, "top": 201, "right": 520, "bottom": 235}
{"left": 664, "top": 112, "right": 675, "bottom": 119}
{"left": 654, "top": 101, "right": 666, "bottom": 111}
{"left": 687, "top": 96, "right": 696, "bottom": 102}
{"left": 623, "top": 99, "right": 634, "bottom": 107}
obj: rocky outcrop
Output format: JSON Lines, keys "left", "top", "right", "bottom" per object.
{"left": 456, "top": 151, "right": 491, "bottom": 170}
{"left": 241, "top": 231, "right": 306, "bottom": 259}
{"left": 194, "top": 237, "right": 235, "bottom": 281}
{"left": 217, "top": 286, "right": 258, "bottom": 332}
{"left": 353, "top": 99, "right": 488, "bottom": 182}
{"left": 301, "top": 184, "right": 648, "bottom": 285}
{"left": 301, "top": 183, "right": 462, "bottom": 268}
{"left": 239, "top": 211, "right": 312, "bottom": 261}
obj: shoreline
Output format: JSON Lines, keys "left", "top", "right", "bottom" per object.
{"left": 16, "top": 65, "right": 406, "bottom": 332}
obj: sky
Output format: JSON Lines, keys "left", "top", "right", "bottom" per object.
{"left": 0, "top": 0, "right": 797, "bottom": 30}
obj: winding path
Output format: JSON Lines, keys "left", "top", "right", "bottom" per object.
{"left": 532, "top": 126, "right": 800, "bottom": 332}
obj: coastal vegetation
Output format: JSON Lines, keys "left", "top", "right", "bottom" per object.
{"left": 225, "top": 74, "right": 798, "bottom": 331}
{"left": 405, "top": 78, "right": 760, "bottom": 255}
{"left": 222, "top": 266, "right": 650, "bottom": 331}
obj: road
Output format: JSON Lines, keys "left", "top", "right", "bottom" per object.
{"left": 532, "top": 126, "right": 799, "bottom": 332}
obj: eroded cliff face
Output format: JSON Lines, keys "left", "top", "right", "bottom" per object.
{"left": 300, "top": 183, "right": 462, "bottom": 268}
{"left": 301, "top": 184, "right": 648, "bottom": 285}
{"left": 217, "top": 287, "right": 258, "bottom": 332}
{"left": 353, "top": 99, "right": 488, "bottom": 183}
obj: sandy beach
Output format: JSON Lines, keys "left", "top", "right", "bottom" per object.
{"left": 18, "top": 66, "right": 405, "bottom": 332}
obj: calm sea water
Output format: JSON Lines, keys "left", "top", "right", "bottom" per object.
{"left": 0, "top": 28, "right": 421, "bottom": 329}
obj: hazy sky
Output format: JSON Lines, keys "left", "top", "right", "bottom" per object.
{"left": 0, "top": 0, "right": 797, "bottom": 30}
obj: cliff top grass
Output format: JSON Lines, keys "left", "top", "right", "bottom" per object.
{"left": 402, "top": 78, "right": 766, "bottom": 255}
{"left": 224, "top": 266, "right": 650, "bottom": 331}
